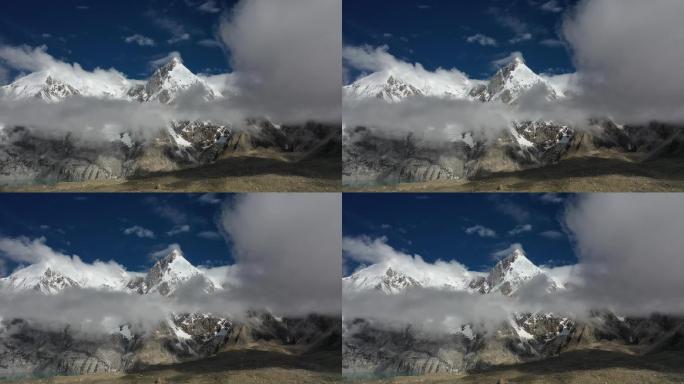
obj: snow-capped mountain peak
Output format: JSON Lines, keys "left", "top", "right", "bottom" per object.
{"left": 343, "top": 258, "right": 480, "bottom": 295}
{"left": 132, "top": 247, "right": 214, "bottom": 296}
{"left": 344, "top": 68, "right": 473, "bottom": 102}
{"left": 470, "top": 248, "right": 543, "bottom": 295}
{"left": 131, "top": 57, "right": 220, "bottom": 104}
{"left": 0, "top": 69, "right": 132, "bottom": 102}
{"left": 0, "top": 258, "right": 132, "bottom": 294}
{"left": 471, "top": 56, "right": 559, "bottom": 103}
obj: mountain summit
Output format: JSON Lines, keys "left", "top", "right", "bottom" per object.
{"left": 127, "top": 57, "right": 220, "bottom": 103}
{"left": 469, "top": 248, "right": 543, "bottom": 295}
{"left": 470, "top": 56, "right": 559, "bottom": 103}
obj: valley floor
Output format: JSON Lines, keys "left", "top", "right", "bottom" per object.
{"left": 1, "top": 155, "right": 341, "bottom": 193}
{"left": 345, "top": 155, "right": 684, "bottom": 193}
{"left": 7, "top": 348, "right": 342, "bottom": 384}
{"left": 351, "top": 348, "right": 684, "bottom": 384}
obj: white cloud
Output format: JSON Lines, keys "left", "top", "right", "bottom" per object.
{"left": 148, "top": 51, "right": 182, "bottom": 70}
{"left": 509, "top": 32, "right": 532, "bottom": 44}
{"left": 221, "top": 193, "right": 341, "bottom": 314}
{"left": 198, "top": 193, "right": 222, "bottom": 204}
{"left": 465, "top": 225, "right": 497, "bottom": 238}
{"left": 124, "top": 34, "right": 156, "bottom": 47}
{"left": 491, "top": 243, "right": 524, "bottom": 260}
{"left": 197, "top": 38, "right": 222, "bottom": 48}
{"left": 344, "top": 45, "right": 469, "bottom": 85}
{"left": 149, "top": 243, "right": 182, "bottom": 260}
{"left": 149, "top": 197, "right": 188, "bottom": 225}
{"left": 219, "top": 0, "right": 341, "bottom": 123}
{"left": 343, "top": 236, "right": 472, "bottom": 283}
{"left": 466, "top": 33, "right": 497, "bottom": 47}
{"left": 564, "top": 193, "right": 684, "bottom": 314}
{"left": 562, "top": 0, "right": 684, "bottom": 123}
{"left": 168, "top": 33, "right": 191, "bottom": 44}
{"left": 167, "top": 224, "right": 190, "bottom": 236}
{"left": 0, "top": 236, "right": 129, "bottom": 285}
{"left": 123, "top": 225, "right": 155, "bottom": 239}
{"left": 539, "top": 230, "right": 564, "bottom": 239}
{"left": 541, "top": 0, "right": 563, "bottom": 12}
{"left": 494, "top": 199, "right": 531, "bottom": 223}
{"left": 0, "top": 65, "right": 8, "bottom": 84}
{"left": 539, "top": 193, "right": 564, "bottom": 203}
{"left": 0, "top": 45, "right": 127, "bottom": 84}
{"left": 490, "top": 51, "right": 524, "bottom": 69}
{"left": 197, "top": 230, "right": 222, "bottom": 240}
{"left": 540, "top": 38, "right": 564, "bottom": 47}
{"left": 150, "top": 14, "right": 191, "bottom": 45}
{"left": 508, "top": 224, "right": 532, "bottom": 236}
{"left": 198, "top": 0, "right": 221, "bottom": 13}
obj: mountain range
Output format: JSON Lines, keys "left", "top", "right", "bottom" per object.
{"left": 0, "top": 248, "right": 340, "bottom": 379}
{"left": 0, "top": 57, "right": 340, "bottom": 187}
{"left": 0, "top": 56, "right": 222, "bottom": 103}
{"left": 342, "top": 248, "right": 684, "bottom": 377}
{"left": 342, "top": 55, "right": 684, "bottom": 186}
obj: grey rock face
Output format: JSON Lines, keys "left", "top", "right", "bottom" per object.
{"left": 342, "top": 122, "right": 576, "bottom": 186}
{"left": 0, "top": 313, "right": 340, "bottom": 379}
{"left": 343, "top": 127, "right": 471, "bottom": 185}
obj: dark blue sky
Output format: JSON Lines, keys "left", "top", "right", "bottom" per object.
{"left": 0, "top": 0, "right": 236, "bottom": 79}
{"left": 343, "top": 193, "right": 577, "bottom": 273}
{"left": 0, "top": 193, "right": 234, "bottom": 274}
{"left": 343, "top": 0, "right": 579, "bottom": 80}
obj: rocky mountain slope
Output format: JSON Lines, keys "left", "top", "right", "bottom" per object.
{"left": 343, "top": 56, "right": 682, "bottom": 186}
{"left": 0, "top": 58, "right": 340, "bottom": 186}
{"left": 342, "top": 249, "right": 683, "bottom": 378}
{"left": 0, "top": 249, "right": 340, "bottom": 379}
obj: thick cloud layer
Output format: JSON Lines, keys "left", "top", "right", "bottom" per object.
{"left": 344, "top": 96, "right": 522, "bottom": 143}
{"left": 343, "top": 45, "right": 469, "bottom": 87}
{"left": 0, "top": 193, "right": 341, "bottom": 332}
{"left": 220, "top": 0, "right": 341, "bottom": 123}
{"left": 563, "top": 0, "right": 684, "bottom": 123}
{"left": 564, "top": 193, "right": 684, "bottom": 315}
{"left": 221, "top": 193, "right": 342, "bottom": 315}
{"left": 343, "top": 236, "right": 473, "bottom": 285}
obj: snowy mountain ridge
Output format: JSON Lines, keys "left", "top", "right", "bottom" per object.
{"left": 344, "top": 54, "right": 565, "bottom": 104}
{"left": 0, "top": 56, "right": 223, "bottom": 103}
{"left": 344, "top": 247, "right": 552, "bottom": 296}
{"left": 0, "top": 247, "right": 218, "bottom": 296}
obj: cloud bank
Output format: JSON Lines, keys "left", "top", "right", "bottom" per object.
{"left": 219, "top": 0, "right": 341, "bottom": 123}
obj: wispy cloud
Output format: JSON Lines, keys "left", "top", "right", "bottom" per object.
{"left": 167, "top": 224, "right": 190, "bottom": 236}
{"left": 123, "top": 225, "right": 155, "bottom": 239}
{"left": 466, "top": 33, "right": 497, "bottom": 47}
{"left": 124, "top": 34, "right": 156, "bottom": 47}
{"left": 540, "top": 230, "right": 564, "bottom": 239}
{"left": 465, "top": 225, "right": 497, "bottom": 238}
{"left": 197, "top": 230, "right": 222, "bottom": 240}
{"left": 508, "top": 224, "right": 532, "bottom": 236}
{"left": 198, "top": 0, "right": 221, "bottom": 13}
{"left": 491, "top": 242, "right": 524, "bottom": 260}
{"left": 540, "top": 0, "right": 563, "bottom": 13}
